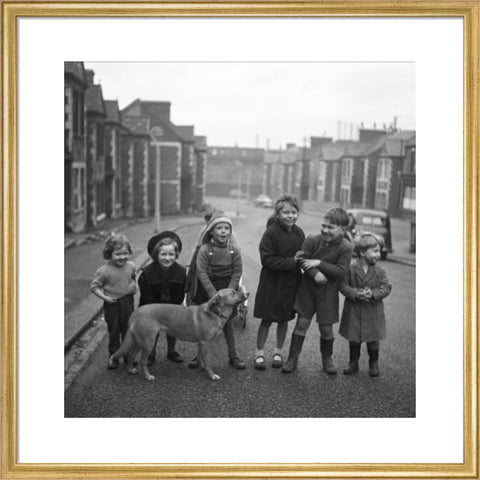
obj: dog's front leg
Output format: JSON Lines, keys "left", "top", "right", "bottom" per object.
{"left": 198, "top": 342, "right": 220, "bottom": 381}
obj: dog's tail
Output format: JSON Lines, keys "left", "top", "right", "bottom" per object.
{"left": 109, "top": 326, "right": 136, "bottom": 361}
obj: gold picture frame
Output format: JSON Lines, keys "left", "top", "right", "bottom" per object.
{"left": 2, "top": 1, "right": 478, "bottom": 478}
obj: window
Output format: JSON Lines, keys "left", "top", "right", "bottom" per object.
{"left": 375, "top": 191, "right": 388, "bottom": 210}
{"left": 211, "top": 148, "right": 217, "bottom": 156}
{"left": 403, "top": 186, "right": 416, "bottom": 211}
{"left": 96, "top": 123, "right": 105, "bottom": 156}
{"left": 72, "top": 90, "right": 85, "bottom": 136}
{"left": 72, "top": 166, "right": 85, "bottom": 211}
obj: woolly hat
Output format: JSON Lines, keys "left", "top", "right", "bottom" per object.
{"left": 147, "top": 231, "right": 182, "bottom": 258}
{"left": 200, "top": 211, "right": 234, "bottom": 244}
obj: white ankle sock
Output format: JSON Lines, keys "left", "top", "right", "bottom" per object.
{"left": 255, "top": 349, "right": 264, "bottom": 358}
{"left": 273, "top": 347, "right": 282, "bottom": 357}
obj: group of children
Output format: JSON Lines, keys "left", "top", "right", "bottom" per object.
{"left": 91, "top": 194, "right": 392, "bottom": 377}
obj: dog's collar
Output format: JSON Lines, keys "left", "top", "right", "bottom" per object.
{"left": 204, "top": 303, "right": 231, "bottom": 320}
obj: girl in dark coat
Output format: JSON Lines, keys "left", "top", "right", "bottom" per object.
{"left": 253, "top": 195, "right": 305, "bottom": 370}
{"left": 339, "top": 233, "right": 392, "bottom": 376}
{"left": 138, "top": 231, "right": 186, "bottom": 364}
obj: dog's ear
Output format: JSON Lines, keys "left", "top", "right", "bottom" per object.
{"left": 207, "top": 294, "right": 220, "bottom": 308}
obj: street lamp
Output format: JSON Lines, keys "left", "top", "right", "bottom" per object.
{"left": 150, "top": 126, "right": 164, "bottom": 233}
{"left": 235, "top": 160, "right": 243, "bottom": 217}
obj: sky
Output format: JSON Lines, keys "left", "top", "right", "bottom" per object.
{"left": 85, "top": 61, "right": 415, "bottom": 149}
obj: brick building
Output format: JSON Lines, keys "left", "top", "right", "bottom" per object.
{"left": 64, "top": 62, "right": 88, "bottom": 233}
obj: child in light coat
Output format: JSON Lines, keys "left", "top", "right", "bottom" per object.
{"left": 339, "top": 233, "right": 392, "bottom": 376}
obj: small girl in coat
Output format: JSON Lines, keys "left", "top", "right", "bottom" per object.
{"left": 187, "top": 211, "right": 246, "bottom": 370}
{"left": 91, "top": 234, "right": 136, "bottom": 369}
{"left": 138, "top": 231, "right": 186, "bottom": 365}
{"left": 339, "top": 233, "right": 392, "bottom": 376}
{"left": 253, "top": 194, "right": 305, "bottom": 370}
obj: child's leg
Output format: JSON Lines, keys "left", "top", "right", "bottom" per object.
{"left": 103, "top": 302, "right": 121, "bottom": 368}
{"left": 223, "top": 319, "right": 246, "bottom": 369}
{"left": 254, "top": 319, "right": 271, "bottom": 370}
{"left": 343, "top": 341, "right": 361, "bottom": 375}
{"left": 282, "top": 315, "right": 310, "bottom": 373}
{"left": 367, "top": 341, "right": 380, "bottom": 377}
{"left": 271, "top": 321, "right": 288, "bottom": 368}
{"left": 166, "top": 334, "right": 184, "bottom": 363}
{"left": 118, "top": 295, "right": 134, "bottom": 365}
{"left": 276, "top": 321, "right": 288, "bottom": 349}
{"left": 318, "top": 324, "right": 337, "bottom": 375}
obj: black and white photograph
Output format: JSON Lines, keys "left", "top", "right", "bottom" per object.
{"left": 64, "top": 61, "right": 416, "bottom": 418}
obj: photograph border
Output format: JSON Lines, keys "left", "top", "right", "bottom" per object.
{"left": 1, "top": 1, "right": 478, "bottom": 478}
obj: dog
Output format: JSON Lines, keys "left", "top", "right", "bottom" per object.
{"left": 109, "top": 288, "right": 249, "bottom": 381}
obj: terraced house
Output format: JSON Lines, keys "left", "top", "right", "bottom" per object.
{"left": 64, "top": 62, "right": 207, "bottom": 233}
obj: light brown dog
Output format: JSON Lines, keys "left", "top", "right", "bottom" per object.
{"left": 109, "top": 288, "right": 249, "bottom": 381}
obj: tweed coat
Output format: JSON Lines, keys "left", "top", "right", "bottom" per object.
{"left": 253, "top": 220, "right": 305, "bottom": 323}
{"left": 338, "top": 259, "right": 392, "bottom": 342}
{"left": 294, "top": 234, "right": 353, "bottom": 324}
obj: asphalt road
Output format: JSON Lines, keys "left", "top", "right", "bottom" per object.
{"left": 65, "top": 198, "right": 415, "bottom": 418}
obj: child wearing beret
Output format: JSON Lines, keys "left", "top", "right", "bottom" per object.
{"left": 138, "top": 231, "right": 186, "bottom": 365}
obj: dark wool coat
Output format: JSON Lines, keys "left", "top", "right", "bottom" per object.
{"left": 253, "top": 220, "right": 305, "bottom": 323}
{"left": 138, "top": 261, "right": 186, "bottom": 307}
{"left": 339, "top": 260, "right": 392, "bottom": 342}
{"left": 294, "top": 234, "right": 353, "bottom": 324}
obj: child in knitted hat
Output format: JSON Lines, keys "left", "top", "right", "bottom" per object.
{"left": 187, "top": 211, "right": 246, "bottom": 370}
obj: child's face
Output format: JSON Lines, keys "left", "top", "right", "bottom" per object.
{"left": 111, "top": 245, "right": 130, "bottom": 267}
{"left": 361, "top": 244, "right": 381, "bottom": 265}
{"left": 211, "top": 222, "right": 231, "bottom": 244}
{"left": 277, "top": 204, "right": 298, "bottom": 230}
{"left": 321, "top": 217, "right": 345, "bottom": 243}
{"left": 157, "top": 244, "right": 176, "bottom": 268}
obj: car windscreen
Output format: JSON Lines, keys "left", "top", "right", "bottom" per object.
{"left": 357, "top": 215, "right": 386, "bottom": 226}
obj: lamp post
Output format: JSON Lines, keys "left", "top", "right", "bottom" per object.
{"left": 235, "top": 160, "right": 242, "bottom": 217}
{"left": 150, "top": 126, "right": 164, "bottom": 233}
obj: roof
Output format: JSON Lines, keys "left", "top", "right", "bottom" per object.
{"left": 64, "top": 62, "right": 87, "bottom": 85}
{"left": 176, "top": 126, "right": 195, "bottom": 142}
{"left": 380, "top": 130, "right": 416, "bottom": 157}
{"left": 122, "top": 115, "right": 150, "bottom": 135}
{"left": 104, "top": 100, "right": 121, "bottom": 123}
{"left": 86, "top": 85, "right": 105, "bottom": 114}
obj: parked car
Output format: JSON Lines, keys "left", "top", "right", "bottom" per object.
{"left": 253, "top": 194, "right": 274, "bottom": 208}
{"left": 346, "top": 208, "right": 393, "bottom": 260}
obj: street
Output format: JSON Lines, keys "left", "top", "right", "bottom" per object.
{"left": 65, "top": 198, "right": 415, "bottom": 418}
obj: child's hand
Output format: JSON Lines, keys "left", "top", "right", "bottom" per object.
{"left": 313, "top": 271, "right": 327, "bottom": 285}
{"left": 362, "top": 288, "right": 373, "bottom": 301}
{"left": 294, "top": 250, "right": 305, "bottom": 262}
{"left": 104, "top": 296, "right": 117, "bottom": 304}
{"left": 301, "top": 259, "right": 320, "bottom": 270}
{"left": 356, "top": 289, "right": 369, "bottom": 302}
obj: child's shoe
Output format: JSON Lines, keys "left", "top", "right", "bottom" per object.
{"left": 107, "top": 358, "right": 119, "bottom": 370}
{"left": 254, "top": 355, "right": 267, "bottom": 370}
{"left": 343, "top": 361, "right": 359, "bottom": 374}
{"left": 271, "top": 353, "right": 283, "bottom": 368}
{"left": 167, "top": 350, "right": 184, "bottom": 363}
{"left": 188, "top": 356, "right": 200, "bottom": 369}
{"left": 343, "top": 343, "right": 361, "bottom": 375}
{"left": 229, "top": 357, "right": 246, "bottom": 369}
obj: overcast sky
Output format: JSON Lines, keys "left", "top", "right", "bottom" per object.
{"left": 85, "top": 62, "right": 415, "bottom": 149}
